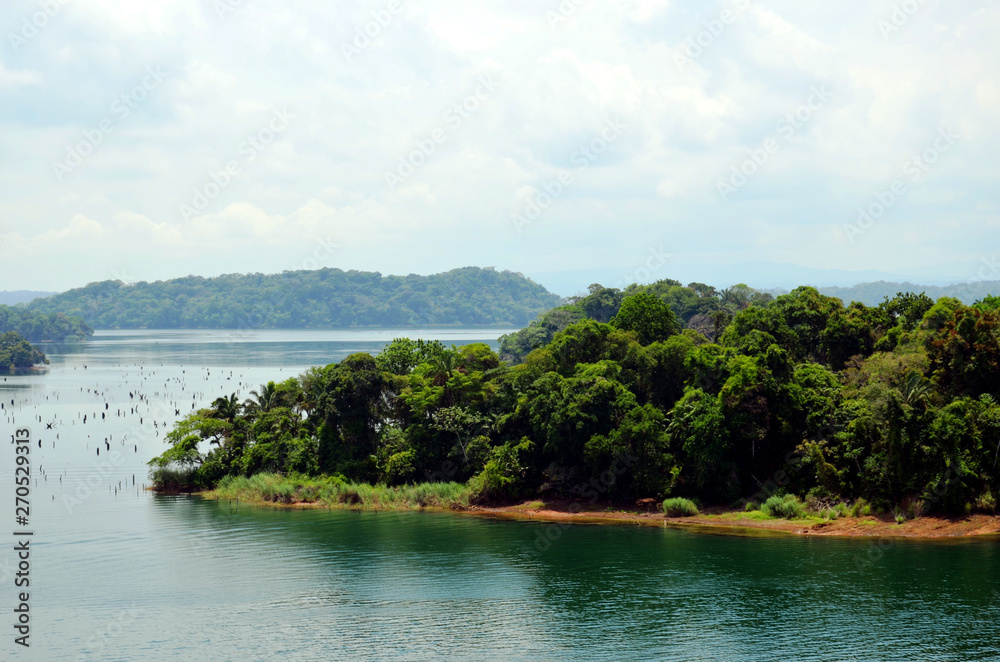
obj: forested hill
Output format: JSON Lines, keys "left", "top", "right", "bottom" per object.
{"left": 0, "top": 305, "right": 93, "bottom": 342}
{"left": 27, "top": 267, "right": 563, "bottom": 329}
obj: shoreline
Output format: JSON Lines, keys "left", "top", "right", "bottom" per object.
{"left": 190, "top": 490, "right": 1000, "bottom": 540}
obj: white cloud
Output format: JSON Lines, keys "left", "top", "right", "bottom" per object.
{"left": 0, "top": 0, "right": 997, "bottom": 291}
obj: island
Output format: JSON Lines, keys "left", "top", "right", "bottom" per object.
{"left": 149, "top": 281, "right": 1000, "bottom": 536}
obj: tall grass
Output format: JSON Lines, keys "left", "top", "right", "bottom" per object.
{"left": 761, "top": 494, "right": 806, "bottom": 519}
{"left": 208, "top": 473, "right": 474, "bottom": 510}
{"left": 662, "top": 497, "right": 700, "bottom": 517}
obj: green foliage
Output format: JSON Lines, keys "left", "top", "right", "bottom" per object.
{"left": 761, "top": 494, "right": 806, "bottom": 519}
{"left": 28, "top": 267, "right": 561, "bottom": 329}
{"left": 471, "top": 437, "right": 535, "bottom": 501}
{"left": 0, "top": 331, "right": 48, "bottom": 369}
{"left": 662, "top": 497, "right": 699, "bottom": 517}
{"left": 610, "top": 292, "right": 681, "bottom": 345}
{"left": 211, "top": 473, "right": 473, "bottom": 509}
{"left": 0, "top": 305, "right": 92, "bottom": 342}
{"left": 147, "top": 280, "right": 1000, "bottom": 516}
{"left": 376, "top": 338, "right": 447, "bottom": 375}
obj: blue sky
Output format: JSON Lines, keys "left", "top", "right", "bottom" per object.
{"left": 1, "top": 0, "right": 997, "bottom": 296}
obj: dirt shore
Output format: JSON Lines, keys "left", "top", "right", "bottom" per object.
{"left": 464, "top": 500, "right": 1000, "bottom": 539}
{"left": 193, "top": 490, "right": 1000, "bottom": 540}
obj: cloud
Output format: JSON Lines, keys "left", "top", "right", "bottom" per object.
{"left": 0, "top": 0, "right": 997, "bottom": 292}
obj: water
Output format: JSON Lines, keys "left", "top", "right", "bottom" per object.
{"left": 2, "top": 330, "right": 999, "bottom": 661}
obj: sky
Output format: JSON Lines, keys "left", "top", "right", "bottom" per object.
{"left": 0, "top": 0, "right": 998, "bottom": 297}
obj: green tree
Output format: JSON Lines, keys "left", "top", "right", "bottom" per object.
{"left": 610, "top": 292, "right": 681, "bottom": 345}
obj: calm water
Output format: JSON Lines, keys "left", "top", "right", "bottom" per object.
{"left": 2, "top": 330, "right": 999, "bottom": 661}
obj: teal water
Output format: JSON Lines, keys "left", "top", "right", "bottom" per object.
{"left": 2, "top": 330, "right": 999, "bottom": 661}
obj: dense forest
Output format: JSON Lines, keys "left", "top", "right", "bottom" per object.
{"left": 150, "top": 280, "right": 1000, "bottom": 517}
{"left": 28, "top": 268, "right": 562, "bottom": 329}
{"left": 0, "top": 305, "right": 93, "bottom": 342}
{"left": 0, "top": 331, "right": 48, "bottom": 369}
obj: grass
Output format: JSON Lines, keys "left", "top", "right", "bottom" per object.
{"left": 662, "top": 497, "right": 700, "bottom": 517}
{"left": 761, "top": 494, "right": 807, "bottom": 519}
{"left": 207, "top": 473, "right": 474, "bottom": 510}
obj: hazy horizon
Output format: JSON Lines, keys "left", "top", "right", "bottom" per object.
{"left": 1, "top": 1, "right": 997, "bottom": 294}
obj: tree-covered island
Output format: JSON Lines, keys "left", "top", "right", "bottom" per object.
{"left": 150, "top": 281, "right": 1000, "bottom": 521}
{"left": 0, "top": 331, "right": 49, "bottom": 369}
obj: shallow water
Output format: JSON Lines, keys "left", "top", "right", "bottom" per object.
{"left": 2, "top": 330, "right": 999, "bottom": 661}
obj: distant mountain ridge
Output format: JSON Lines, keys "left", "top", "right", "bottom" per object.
{"left": 764, "top": 280, "right": 1000, "bottom": 307}
{"left": 27, "top": 267, "right": 562, "bottom": 329}
{"left": 0, "top": 290, "right": 56, "bottom": 306}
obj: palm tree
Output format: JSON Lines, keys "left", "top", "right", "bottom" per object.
{"left": 246, "top": 381, "right": 280, "bottom": 414}
{"left": 210, "top": 393, "right": 241, "bottom": 423}
{"left": 896, "top": 372, "right": 932, "bottom": 407}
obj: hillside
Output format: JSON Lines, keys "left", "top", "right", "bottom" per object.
{"left": 0, "top": 305, "right": 93, "bottom": 342}
{"left": 28, "top": 267, "right": 562, "bottom": 329}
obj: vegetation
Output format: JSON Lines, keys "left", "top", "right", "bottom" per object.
{"left": 28, "top": 267, "right": 561, "bottom": 329}
{"left": 760, "top": 495, "right": 806, "bottom": 519}
{"left": 662, "top": 497, "right": 699, "bottom": 517}
{"left": 150, "top": 280, "right": 1000, "bottom": 517}
{"left": 0, "top": 331, "right": 48, "bottom": 369}
{"left": 0, "top": 305, "right": 93, "bottom": 342}
{"left": 208, "top": 473, "right": 473, "bottom": 509}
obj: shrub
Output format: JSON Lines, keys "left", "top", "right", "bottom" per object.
{"left": 150, "top": 466, "right": 198, "bottom": 491}
{"left": 975, "top": 490, "right": 996, "bottom": 513}
{"left": 744, "top": 501, "right": 758, "bottom": 512}
{"left": 663, "top": 497, "right": 699, "bottom": 517}
{"left": 761, "top": 494, "right": 805, "bottom": 519}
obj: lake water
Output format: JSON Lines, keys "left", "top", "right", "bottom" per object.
{"left": 2, "top": 330, "right": 999, "bottom": 661}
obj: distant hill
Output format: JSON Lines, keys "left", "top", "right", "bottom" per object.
{"left": 0, "top": 290, "right": 56, "bottom": 306}
{"left": 0, "top": 305, "right": 93, "bottom": 342}
{"left": 802, "top": 281, "right": 1000, "bottom": 306}
{"left": 27, "top": 267, "right": 563, "bottom": 329}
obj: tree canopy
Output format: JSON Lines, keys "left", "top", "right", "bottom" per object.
{"left": 0, "top": 331, "right": 48, "bottom": 369}
{"left": 151, "top": 280, "right": 1000, "bottom": 516}
{"left": 0, "top": 305, "right": 93, "bottom": 342}
{"left": 28, "top": 267, "right": 562, "bottom": 329}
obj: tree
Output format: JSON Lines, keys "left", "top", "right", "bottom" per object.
{"left": 610, "top": 293, "right": 681, "bottom": 345}
{"left": 0, "top": 332, "right": 48, "bottom": 369}
{"left": 245, "top": 381, "right": 281, "bottom": 414}
{"left": 928, "top": 307, "right": 1000, "bottom": 398}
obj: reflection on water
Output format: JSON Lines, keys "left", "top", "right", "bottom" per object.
{"left": 2, "top": 330, "right": 999, "bottom": 661}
